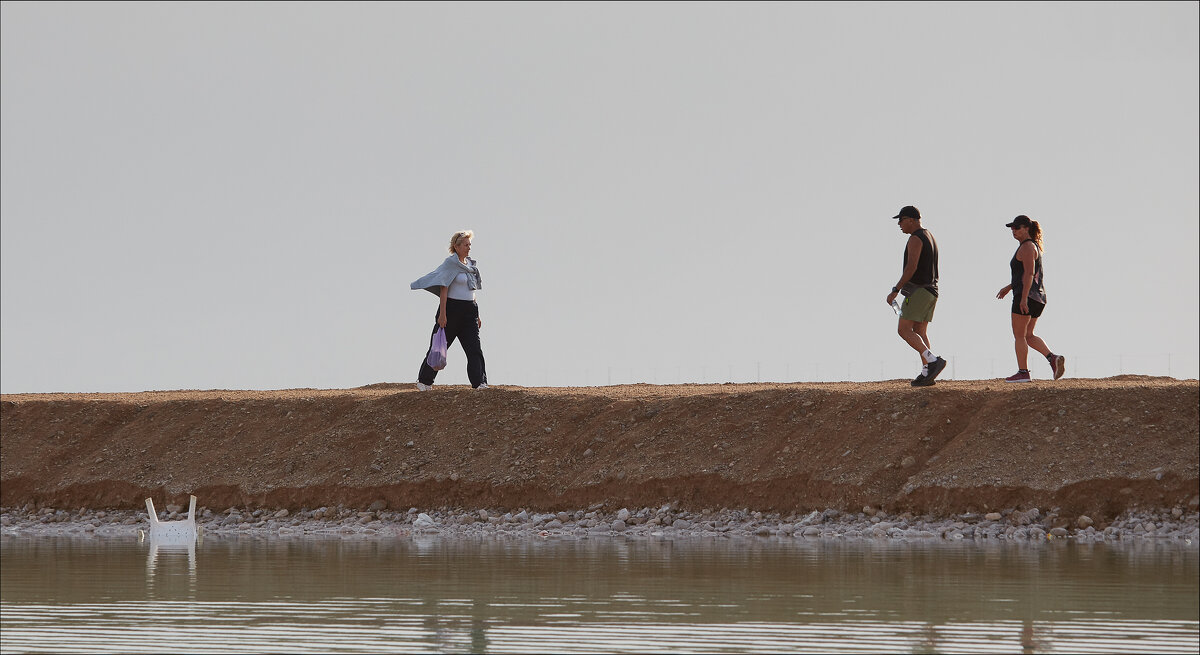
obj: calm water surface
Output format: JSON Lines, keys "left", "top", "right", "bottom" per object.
{"left": 1, "top": 535, "right": 1197, "bottom": 653}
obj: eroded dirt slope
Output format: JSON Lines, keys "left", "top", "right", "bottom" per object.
{"left": 2, "top": 377, "right": 1197, "bottom": 520}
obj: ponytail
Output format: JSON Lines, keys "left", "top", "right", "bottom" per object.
{"left": 1029, "top": 220, "right": 1044, "bottom": 252}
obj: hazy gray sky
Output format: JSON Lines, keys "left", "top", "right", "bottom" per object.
{"left": 3, "top": 1, "right": 1197, "bottom": 392}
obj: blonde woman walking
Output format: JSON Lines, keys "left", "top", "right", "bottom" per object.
{"left": 996, "top": 215, "right": 1065, "bottom": 382}
{"left": 410, "top": 230, "right": 488, "bottom": 390}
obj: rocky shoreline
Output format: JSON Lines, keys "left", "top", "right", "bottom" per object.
{"left": 4, "top": 503, "right": 1197, "bottom": 543}
{"left": 4, "top": 379, "right": 1197, "bottom": 522}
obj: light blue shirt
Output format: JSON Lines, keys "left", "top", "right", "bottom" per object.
{"left": 410, "top": 256, "right": 482, "bottom": 296}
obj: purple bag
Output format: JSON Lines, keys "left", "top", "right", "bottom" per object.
{"left": 427, "top": 327, "right": 447, "bottom": 370}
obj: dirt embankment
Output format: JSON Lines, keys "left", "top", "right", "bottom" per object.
{"left": 2, "top": 377, "right": 1197, "bottom": 521}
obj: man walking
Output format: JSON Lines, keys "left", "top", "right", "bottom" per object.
{"left": 886, "top": 205, "right": 947, "bottom": 387}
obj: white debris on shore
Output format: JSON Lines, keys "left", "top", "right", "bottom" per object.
{"left": 2, "top": 504, "right": 1197, "bottom": 543}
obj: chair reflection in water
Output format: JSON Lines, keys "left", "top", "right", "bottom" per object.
{"left": 140, "top": 495, "right": 201, "bottom": 579}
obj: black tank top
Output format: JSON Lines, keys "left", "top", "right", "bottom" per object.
{"left": 1010, "top": 239, "right": 1046, "bottom": 303}
{"left": 902, "top": 228, "right": 939, "bottom": 296}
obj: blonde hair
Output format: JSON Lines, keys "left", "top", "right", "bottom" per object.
{"left": 1025, "top": 218, "right": 1045, "bottom": 252}
{"left": 448, "top": 230, "right": 474, "bottom": 254}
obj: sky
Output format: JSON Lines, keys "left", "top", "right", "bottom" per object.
{"left": 2, "top": 1, "right": 1197, "bottom": 393}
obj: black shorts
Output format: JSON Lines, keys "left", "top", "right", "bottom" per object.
{"left": 1012, "top": 297, "right": 1045, "bottom": 318}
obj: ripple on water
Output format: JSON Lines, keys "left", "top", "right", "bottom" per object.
{"left": 1, "top": 536, "right": 1197, "bottom": 653}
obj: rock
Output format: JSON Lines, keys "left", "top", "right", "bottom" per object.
{"left": 1050, "top": 527, "right": 1068, "bottom": 537}
{"left": 165, "top": 504, "right": 182, "bottom": 514}
{"left": 801, "top": 526, "right": 821, "bottom": 537}
{"left": 545, "top": 519, "right": 563, "bottom": 529}
{"left": 754, "top": 526, "right": 772, "bottom": 536}
{"left": 478, "top": 510, "right": 489, "bottom": 520}
{"left": 616, "top": 508, "right": 631, "bottom": 522}
{"left": 413, "top": 513, "right": 438, "bottom": 530}
{"left": 901, "top": 456, "right": 916, "bottom": 468}
{"left": 984, "top": 512, "right": 1003, "bottom": 521}
{"left": 557, "top": 512, "right": 570, "bottom": 522}
{"left": 274, "top": 509, "right": 289, "bottom": 519}
{"left": 672, "top": 519, "right": 691, "bottom": 529}
{"left": 1076, "top": 515, "right": 1093, "bottom": 529}
{"left": 612, "top": 520, "right": 627, "bottom": 531}
{"left": 514, "top": 510, "right": 529, "bottom": 523}
{"left": 863, "top": 506, "right": 877, "bottom": 517}
{"left": 368, "top": 500, "right": 387, "bottom": 512}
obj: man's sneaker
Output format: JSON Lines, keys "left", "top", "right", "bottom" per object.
{"left": 911, "top": 372, "right": 935, "bottom": 387}
{"left": 1005, "top": 370, "right": 1032, "bottom": 383}
{"left": 415, "top": 382, "right": 432, "bottom": 391}
{"left": 925, "top": 356, "right": 947, "bottom": 382}
{"left": 474, "top": 384, "right": 489, "bottom": 391}
{"left": 1051, "top": 355, "right": 1066, "bottom": 380}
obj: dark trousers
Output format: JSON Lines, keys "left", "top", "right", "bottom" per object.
{"left": 418, "top": 299, "right": 487, "bottom": 388}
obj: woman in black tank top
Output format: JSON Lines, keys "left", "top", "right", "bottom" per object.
{"left": 996, "top": 215, "right": 1065, "bottom": 382}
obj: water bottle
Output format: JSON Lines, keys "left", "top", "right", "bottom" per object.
{"left": 890, "top": 299, "right": 902, "bottom": 315}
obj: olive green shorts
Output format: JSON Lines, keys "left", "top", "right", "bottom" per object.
{"left": 900, "top": 287, "right": 937, "bottom": 323}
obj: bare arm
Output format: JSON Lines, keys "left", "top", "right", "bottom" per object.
{"left": 886, "top": 236, "right": 922, "bottom": 305}
{"left": 1016, "top": 242, "right": 1036, "bottom": 312}
{"left": 438, "top": 286, "right": 448, "bottom": 328}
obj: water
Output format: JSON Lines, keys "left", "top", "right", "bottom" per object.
{"left": 2, "top": 535, "right": 1197, "bottom": 653}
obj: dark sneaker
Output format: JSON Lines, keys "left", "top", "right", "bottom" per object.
{"left": 1051, "top": 355, "right": 1066, "bottom": 380}
{"left": 925, "top": 357, "right": 947, "bottom": 382}
{"left": 1005, "top": 370, "right": 1032, "bottom": 383}
{"left": 911, "top": 372, "right": 935, "bottom": 387}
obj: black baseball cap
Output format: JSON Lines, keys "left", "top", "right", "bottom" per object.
{"left": 893, "top": 205, "right": 921, "bottom": 220}
{"left": 1005, "top": 215, "right": 1032, "bottom": 228}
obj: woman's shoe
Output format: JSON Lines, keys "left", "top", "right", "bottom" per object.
{"left": 1051, "top": 355, "right": 1066, "bottom": 380}
{"left": 1005, "top": 371, "right": 1032, "bottom": 383}
{"left": 415, "top": 382, "right": 432, "bottom": 391}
